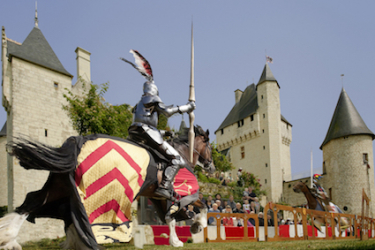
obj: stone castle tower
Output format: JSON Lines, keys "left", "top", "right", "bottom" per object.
{"left": 320, "top": 88, "right": 375, "bottom": 215}
{"left": 215, "top": 64, "right": 292, "bottom": 202}
{"left": 1, "top": 18, "right": 91, "bottom": 242}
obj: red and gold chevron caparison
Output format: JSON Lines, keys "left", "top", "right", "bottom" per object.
{"left": 75, "top": 138, "right": 149, "bottom": 244}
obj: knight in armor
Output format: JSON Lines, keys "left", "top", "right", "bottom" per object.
{"left": 312, "top": 174, "right": 330, "bottom": 207}
{"left": 121, "top": 50, "right": 195, "bottom": 200}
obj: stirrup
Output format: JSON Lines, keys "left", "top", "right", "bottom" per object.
{"left": 155, "top": 187, "right": 176, "bottom": 202}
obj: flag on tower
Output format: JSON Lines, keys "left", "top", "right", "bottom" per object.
{"left": 266, "top": 56, "right": 273, "bottom": 63}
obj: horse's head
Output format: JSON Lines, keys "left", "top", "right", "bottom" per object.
{"left": 293, "top": 181, "right": 308, "bottom": 193}
{"left": 194, "top": 126, "right": 215, "bottom": 174}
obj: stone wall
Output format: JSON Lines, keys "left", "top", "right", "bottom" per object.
{"left": 0, "top": 136, "right": 7, "bottom": 206}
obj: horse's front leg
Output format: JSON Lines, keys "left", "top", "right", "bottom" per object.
{"left": 166, "top": 217, "right": 183, "bottom": 247}
{"left": 0, "top": 212, "right": 28, "bottom": 250}
{"left": 190, "top": 207, "right": 207, "bottom": 234}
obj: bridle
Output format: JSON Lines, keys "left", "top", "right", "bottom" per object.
{"left": 184, "top": 137, "right": 213, "bottom": 169}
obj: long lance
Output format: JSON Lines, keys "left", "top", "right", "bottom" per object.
{"left": 188, "top": 23, "right": 195, "bottom": 163}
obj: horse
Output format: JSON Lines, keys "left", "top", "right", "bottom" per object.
{"left": 0, "top": 125, "right": 215, "bottom": 250}
{"left": 292, "top": 181, "right": 349, "bottom": 233}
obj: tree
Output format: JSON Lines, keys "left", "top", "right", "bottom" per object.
{"left": 63, "top": 82, "right": 133, "bottom": 138}
{"left": 211, "top": 142, "right": 234, "bottom": 173}
{"left": 196, "top": 142, "right": 233, "bottom": 174}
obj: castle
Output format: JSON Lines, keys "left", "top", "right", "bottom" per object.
{"left": 282, "top": 88, "right": 375, "bottom": 216}
{"left": 1, "top": 16, "right": 91, "bottom": 242}
{"left": 215, "top": 64, "right": 292, "bottom": 202}
{"left": 215, "top": 63, "right": 375, "bottom": 216}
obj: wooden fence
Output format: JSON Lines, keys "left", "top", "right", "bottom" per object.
{"left": 204, "top": 202, "right": 374, "bottom": 243}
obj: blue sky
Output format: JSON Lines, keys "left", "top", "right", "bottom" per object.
{"left": 1, "top": 1, "right": 375, "bottom": 179}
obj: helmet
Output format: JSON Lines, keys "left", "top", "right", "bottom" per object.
{"left": 313, "top": 174, "right": 322, "bottom": 182}
{"left": 143, "top": 82, "right": 158, "bottom": 96}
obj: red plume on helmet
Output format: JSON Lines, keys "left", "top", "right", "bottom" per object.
{"left": 120, "top": 50, "right": 153, "bottom": 82}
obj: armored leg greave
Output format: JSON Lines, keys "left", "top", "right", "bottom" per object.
{"left": 155, "top": 142, "right": 188, "bottom": 200}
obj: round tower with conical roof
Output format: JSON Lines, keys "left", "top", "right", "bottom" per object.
{"left": 321, "top": 88, "right": 375, "bottom": 215}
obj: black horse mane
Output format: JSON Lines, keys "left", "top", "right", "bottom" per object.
{"left": 170, "top": 125, "right": 209, "bottom": 145}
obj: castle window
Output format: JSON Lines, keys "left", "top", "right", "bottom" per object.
{"left": 241, "top": 146, "right": 245, "bottom": 159}
{"left": 265, "top": 179, "right": 267, "bottom": 184}
{"left": 45, "top": 129, "right": 48, "bottom": 137}
{"left": 263, "top": 114, "right": 265, "bottom": 119}
{"left": 263, "top": 146, "right": 265, "bottom": 150}
{"left": 221, "top": 129, "right": 224, "bottom": 135}
{"left": 261, "top": 95, "right": 263, "bottom": 99}
{"left": 265, "top": 163, "right": 268, "bottom": 167}
{"left": 250, "top": 115, "right": 254, "bottom": 121}
{"left": 323, "top": 161, "right": 326, "bottom": 174}
{"left": 238, "top": 119, "right": 244, "bottom": 127}
{"left": 54, "top": 82, "right": 59, "bottom": 89}
{"left": 363, "top": 153, "right": 369, "bottom": 164}
{"left": 329, "top": 188, "right": 332, "bottom": 200}
{"left": 262, "top": 129, "right": 264, "bottom": 133}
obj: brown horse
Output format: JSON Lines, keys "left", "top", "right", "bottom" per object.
{"left": 0, "top": 126, "right": 214, "bottom": 250}
{"left": 293, "top": 181, "right": 348, "bottom": 232}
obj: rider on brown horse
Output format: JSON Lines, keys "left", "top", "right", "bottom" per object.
{"left": 312, "top": 174, "right": 330, "bottom": 209}
{"left": 121, "top": 50, "right": 196, "bottom": 201}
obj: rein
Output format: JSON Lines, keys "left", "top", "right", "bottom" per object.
{"left": 184, "top": 141, "right": 213, "bottom": 167}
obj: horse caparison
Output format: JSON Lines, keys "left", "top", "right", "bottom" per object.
{"left": 0, "top": 125, "right": 214, "bottom": 249}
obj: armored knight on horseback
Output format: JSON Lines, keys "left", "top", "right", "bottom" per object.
{"left": 121, "top": 50, "right": 195, "bottom": 201}
{"left": 312, "top": 174, "right": 330, "bottom": 206}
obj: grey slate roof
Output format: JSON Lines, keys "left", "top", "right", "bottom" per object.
{"left": 8, "top": 27, "right": 72, "bottom": 78}
{"left": 216, "top": 83, "right": 258, "bottom": 132}
{"left": 179, "top": 116, "right": 187, "bottom": 132}
{"left": 257, "top": 63, "right": 280, "bottom": 89}
{"left": 0, "top": 122, "right": 6, "bottom": 137}
{"left": 320, "top": 88, "right": 374, "bottom": 149}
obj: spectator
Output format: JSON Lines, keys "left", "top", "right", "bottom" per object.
{"left": 232, "top": 202, "right": 244, "bottom": 227}
{"left": 247, "top": 187, "right": 259, "bottom": 202}
{"left": 237, "top": 167, "right": 244, "bottom": 187}
{"left": 222, "top": 204, "right": 231, "bottom": 213}
{"left": 215, "top": 193, "right": 222, "bottom": 206}
{"left": 223, "top": 200, "right": 228, "bottom": 209}
{"left": 216, "top": 200, "right": 223, "bottom": 211}
{"left": 228, "top": 195, "right": 236, "bottom": 210}
{"left": 206, "top": 200, "right": 213, "bottom": 209}
{"left": 228, "top": 172, "right": 233, "bottom": 183}
{"left": 208, "top": 203, "right": 220, "bottom": 225}
{"left": 267, "top": 214, "right": 274, "bottom": 226}
{"left": 248, "top": 211, "right": 256, "bottom": 227}
{"left": 242, "top": 187, "right": 250, "bottom": 200}
{"left": 186, "top": 205, "right": 196, "bottom": 226}
{"left": 194, "top": 192, "right": 206, "bottom": 213}
{"left": 233, "top": 203, "right": 244, "bottom": 214}
{"left": 250, "top": 201, "right": 257, "bottom": 213}
{"left": 199, "top": 192, "right": 206, "bottom": 204}
{"left": 258, "top": 212, "right": 265, "bottom": 226}
{"left": 219, "top": 172, "right": 227, "bottom": 186}
{"left": 243, "top": 199, "right": 250, "bottom": 214}
{"left": 206, "top": 195, "right": 213, "bottom": 206}
{"left": 214, "top": 172, "right": 220, "bottom": 180}
{"left": 222, "top": 205, "right": 234, "bottom": 226}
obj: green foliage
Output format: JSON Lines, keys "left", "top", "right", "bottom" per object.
{"left": 197, "top": 171, "right": 209, "bottom": 182}
{"left": 157, "top": 113, "right": 169, "bottom": 131}
{"left": 211, "top": 142, "right": 233, "bottom": 173}
{"left": 238, "top": 171, "right": 266, "bottom": 196}
{"left": 63, "top": 82, "right": 133, "bottom": 138}
{"left": 208, "top": 177, "right": 221, "bottom": 184}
